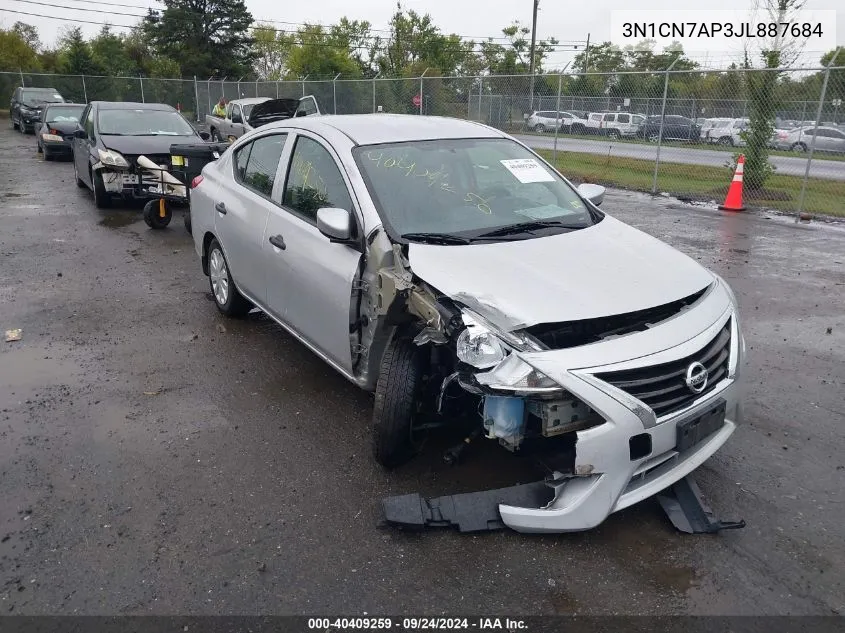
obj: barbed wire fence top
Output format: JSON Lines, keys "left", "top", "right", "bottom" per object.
{"left": 3, "top": 65, "right": 844, "bottom": 218}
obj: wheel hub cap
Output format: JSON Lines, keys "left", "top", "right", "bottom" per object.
{"left": 209, "top": 249, "right": 229, "bottom": 305}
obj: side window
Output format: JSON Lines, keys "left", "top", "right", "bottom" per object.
{"left": 233, "top": 141, "right": 252, "bottom": 183}
{"left": 617, "top": 113, "right": 630, "bottom": 123}
{"left": 603, "top": 113, "right": 614, "bottom": 121}
{"left": 830, "top": 130, "right": 845, "bottom": 139}
{"left": 232, "top": 104, "right": 242, "bottom": 123}
{"left": 632, "top": 115, "right": 644, "bottom": 124}
{"left": 590, "top": 113, "right": 601, "bottom": 121}
{"left": 283, "top": 136, "right": 353, "bottom": 224}
{"left": 226, "top": 103, "right": 234, "bottom": 119}
{"left": 240, "top": 134, "right": 287, "bottom": 197}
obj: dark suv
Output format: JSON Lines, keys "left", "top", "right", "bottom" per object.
{"left": 639, "top": 115, "right": 701, "bottom": 143}
{"left": 10, "top": 87, "right": 66, "bottom": 133}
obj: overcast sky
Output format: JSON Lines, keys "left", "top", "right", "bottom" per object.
{"left": 1, "top": 0, "right": 843, "bottom": 69}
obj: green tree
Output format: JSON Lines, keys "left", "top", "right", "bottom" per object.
{"left": 12, "top": 22, "right": 40, "bottom": 52}
{"left": 0, "top": 27, "right": 40, "bottom": 71}
{"left": 57, "top": 27, "right": 101, "bottom": 75}
{"left": 252, "top": 24, "right": 292, "bottom": 80}
{"left": 144, "top": 0, "right": 255, "bottom": 78}
{"left": 90, "top": 26, "right": 134, "bottom": 76}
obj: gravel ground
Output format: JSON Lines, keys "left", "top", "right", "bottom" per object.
{"left": 1, "top": 124, "right": 843, "bottom": 616}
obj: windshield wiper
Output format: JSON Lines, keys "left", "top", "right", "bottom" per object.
{"left": 400, "top": 232, "right": 472, "bottom": 245}
{"left": 473, "top": 220, "right": 582, "bottom": 238}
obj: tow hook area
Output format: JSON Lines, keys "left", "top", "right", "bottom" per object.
{"left": 381, "top": 474, "right": 746, "bottom": 534}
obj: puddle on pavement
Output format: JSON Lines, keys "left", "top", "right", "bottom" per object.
{"left": 1, "top": 192, "right": 26, "bottom": 198}
{"left": 99, "top": 212, "right": 141, "bottom": 228}
{"left": 651, "top": 565, "right": 697, "bottom": 593}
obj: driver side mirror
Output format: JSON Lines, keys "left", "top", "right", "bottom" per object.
{"left": 577, "top": 183, "right": 605, "bottom": 207}
{"left": 199, "top": 131, "right": 210, "bottom": 141}
{"left": 73, "top": 128, "right": 87, "bottom": 139}
{"left": 316, "top": 207, "right": 353, "bottom": 242}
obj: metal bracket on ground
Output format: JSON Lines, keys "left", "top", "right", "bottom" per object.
{"left": 657, "top": 475, "right": 746, "bottom": 534}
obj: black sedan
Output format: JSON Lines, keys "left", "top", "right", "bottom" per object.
{"left": 639, "top": 115, "right": 701, "bottom": 143}
{"left": 72, "top": 101, "right": 208, "bottom": 209}
{"left": 36, "top": 103, "right": 86, "bottom": 160}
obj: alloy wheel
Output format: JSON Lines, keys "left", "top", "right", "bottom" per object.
{"left": 209, "top": 248, "right": 230, "bottom": 306}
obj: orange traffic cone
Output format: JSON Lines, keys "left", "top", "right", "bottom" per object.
{"left": 719, "top": 154, "right": 746, "bottom": 211}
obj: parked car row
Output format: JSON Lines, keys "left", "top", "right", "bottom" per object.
{"left": 527, "top": 110, "right": 703, "bottom": 143}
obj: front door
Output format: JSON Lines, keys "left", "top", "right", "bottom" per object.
{"left": 74, "top": 105, "right": 95, "bottom": 187}
{"left": 262, "top": 132, "right": 362, "bottom": 373}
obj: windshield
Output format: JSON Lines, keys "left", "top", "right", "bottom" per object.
{"left": 354, "top": 138, "right": 600, "bottom": 243}
{"left": 22, "top": 89, "right": 64, "bottom": 105}
{"left": 97, "top": 109, "right": 196, "bottom": 136}
{"left": 45, "top": 105, "right": 85, "bottom": 123}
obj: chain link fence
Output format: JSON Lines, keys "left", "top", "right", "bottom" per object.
{"left": 3, "top": 65, "right": 844, "bottom": 217}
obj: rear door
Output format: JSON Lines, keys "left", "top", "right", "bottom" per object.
{"left": 73, "top": 105, "right": 95, "bottom": 187}
{"left": 262, "top": 132, "right": 362, "bottom": 373}
{"left": 214, "top": 132, "right": 289, "bottom": 301}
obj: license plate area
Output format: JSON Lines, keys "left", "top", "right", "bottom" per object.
{"left": 676, "top": 400, "right": 726, "bottom": 452}
{"left": 122, "top": 173, "right": 139, "bottom": 184}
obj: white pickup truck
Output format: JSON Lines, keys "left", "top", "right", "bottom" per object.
{"left": 205, "top": 95, "right": 320, "bottom": 142}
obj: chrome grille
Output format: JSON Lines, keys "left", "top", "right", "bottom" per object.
{"left": 596, "top": 320, "right": 731, "bottom": 418}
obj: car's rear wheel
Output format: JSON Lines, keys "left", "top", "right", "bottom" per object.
{"left": 372, "top": 335, "right": 427, "bottom": 468}
{"left": 791, "top": 142, "right": 807, "bottom": 153}
{"left": 718, "top": 136, "right": 733, "bottom": 146}
{"left": 606, "top": 129, "right": 620, "bottom": 140}
{"left": 183, "top": 211, "right": 192, "bottom": 235}
{"left": 207, "top": 238, "right": 252, "bottom": 317}
{"left": 91, "top": 169, "right": 112, "bottom": 209}
{"left": 648, "top": 132, "right": 660, "bottom": 143}
{"left": 533, "top": 123, "right": 546, "bottom": 133}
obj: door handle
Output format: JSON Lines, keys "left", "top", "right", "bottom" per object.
{"left": 215, "top": 201, "right": 227, "bottom": 215}
{"left": 268, "top": 234, "right": 286, "bottom": 250}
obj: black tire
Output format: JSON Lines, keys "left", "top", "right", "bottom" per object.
{"left": 74, "top": 159, "right": 86, "bottom": 188}
{"left": 91, "top": 169, "right": 112, "bottom": 209}
{"left": 183, "top": 211, "right": 192, "bottom": 235}
{"left": 533, "top": 123, "right": 546, "bottom": 133}
{"left": 143, "top": 199, "right": 172, "bottom": 229}
{"left": 718, "top": 136, "right": 733, "bottom": 146}
{"left": 206, "top": 238, "right": 252, "bottom": 317}
{"left": 36, "top": 141, "right": 42, "bottom": 154}
{"left": 44, "top": 150, "right": 53, "bottom": 161}
{"left": 648, "top": 132, "right": 660, "bottom": 143}
{"left": 606, "top": 130, "right": 620, "bottom": 140}
{"left": 570, "top": 123, "right": 585, "bottom": 134}
{"left": 791, "top": 142, "right": 807, "bottom": 153}
{"left": 372, "top": 335, "right": 426, "bottom": 468}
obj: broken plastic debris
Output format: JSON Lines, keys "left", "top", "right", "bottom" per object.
{"left": 5, "top": 329, "right": 22, "bottom": 342}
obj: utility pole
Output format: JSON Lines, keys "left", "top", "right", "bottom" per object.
{"left": 584, "top": 33, "right": 590, "bottom": 73}
{"left": 528, "top": 0, "right": 539, "bottom": 111}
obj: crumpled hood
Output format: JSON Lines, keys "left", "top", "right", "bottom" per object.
{"left": 406, "top": 215, "right": 714, "bottom": 331}
{"left": 100, "top": 133, "right": 200, "bottom": 155}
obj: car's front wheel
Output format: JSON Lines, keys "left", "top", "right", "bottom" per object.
{"left": 372, "top": 335, "right": 427, "bottom": 468}
{"left": 606, "top": 129, "right": 620, "bottom": 140}
{"left": 207, "top": 238, "right": 252, "bottom": 317}
{"left": 648, "top": 132, "right": 660, "bottom": 143}
{"left": 533, "top": 123, "right": 546, "bottom": 133}
{"left": 91, "top": 169, "right": 111, "bottom": 209}
{"left": 791, "top": 142, "right": 807, "bottom": 153}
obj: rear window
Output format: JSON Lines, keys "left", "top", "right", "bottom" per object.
{"left": 45, "top": 105, "right": 85, "bottom": 123}
{"left": 22, "top": 89, "right": 64, "bottom": 104}
{"left": 617, "top": 114, "right": 630, "bottom": 123}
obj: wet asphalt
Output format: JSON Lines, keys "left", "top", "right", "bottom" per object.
{"left": 0, "top": 123, "right": 844, "bottom": 616}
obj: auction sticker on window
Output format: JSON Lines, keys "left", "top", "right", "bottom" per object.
{"left": 500, "top": 159, "right": 555, "bottom": 184}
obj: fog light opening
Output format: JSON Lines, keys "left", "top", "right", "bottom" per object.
{"left": 629, "top": 433, "right": 652, "bottom": 461}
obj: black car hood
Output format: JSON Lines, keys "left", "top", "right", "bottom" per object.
{"left": 248, "top": 98, "right": 299, "bottom": 127}
{"left": 100, "top": 133, "right": 200, "bottom": 155}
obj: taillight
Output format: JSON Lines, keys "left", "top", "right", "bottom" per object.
{"left": 191, "top": 175, "right": 203, "bottom": 189}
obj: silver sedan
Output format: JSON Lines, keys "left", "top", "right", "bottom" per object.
{"left": 190, "top": 114, "right": 745, "bottom": 533}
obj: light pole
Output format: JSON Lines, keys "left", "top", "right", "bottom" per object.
{"left": 528, "top": 0, "right": 539, "bottom": 112}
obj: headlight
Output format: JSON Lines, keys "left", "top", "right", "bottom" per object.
{"left": 456, "top": 320, "right": 507, "bottom": 369}
{"left": 97, "top": 148, "right": 129, "bottom": 168}
{"left": 476, "top": 354, "right": 560, "bottom": 392}
{"left": 41, "top": 133, "right": 63, "bottom": 142}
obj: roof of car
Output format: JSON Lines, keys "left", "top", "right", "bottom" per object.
{"left": 272, "top": 114, "right": 504, "bottom": 145}
{"left": 93, "top": 101, "right": 177, "bottom": 111}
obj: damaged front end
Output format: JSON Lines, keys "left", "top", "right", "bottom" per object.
{"left": 362, "top": 242, "right": 744, "bottom": 533}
